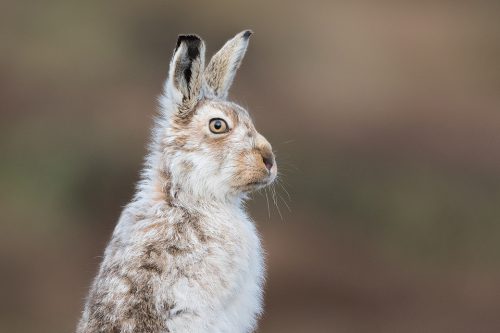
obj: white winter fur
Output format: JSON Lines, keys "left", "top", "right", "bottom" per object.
{"left": 77, "top": 31, "right": 276, "bottom": 333}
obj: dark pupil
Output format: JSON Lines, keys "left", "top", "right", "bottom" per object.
{"left": 214, "top": 120, "right": 222, "bottom": 130}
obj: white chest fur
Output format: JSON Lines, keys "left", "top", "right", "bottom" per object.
{"left": 167, "top": 207, "right": 264, "bottom": 333}
{"left": 108, "top": 203, "right": 265, "bottom": 333}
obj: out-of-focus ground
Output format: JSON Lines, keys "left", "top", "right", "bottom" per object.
{"left": 1, "top": 1, "right": 500, "bottom": 332}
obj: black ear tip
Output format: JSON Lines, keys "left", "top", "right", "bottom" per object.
{"left": 177, "top": 34, "right": 201, "bottom": 43}
{"left": 175, "top": 34, "right": 203, "bottom": 60}
{"left": 175, "top": 34, "right": 202, "bottom": 53}
{"left": 242, "top": 30, "right": 253, "bottom": 39}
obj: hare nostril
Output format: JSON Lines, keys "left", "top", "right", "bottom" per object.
{"left": 262, "top": 155, "right": 273, "bottom": 171}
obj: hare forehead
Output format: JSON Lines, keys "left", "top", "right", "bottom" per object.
{"left": 196, "top": 100, "right": 253, "bottom": 129}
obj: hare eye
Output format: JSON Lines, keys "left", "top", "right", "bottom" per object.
{"left": 209, "top": 118, "right": 229, "bottom": 134}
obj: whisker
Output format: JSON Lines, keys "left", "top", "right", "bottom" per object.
{"left": 276, "top": 176, "right": 292, "bottom": 188}
{"left": 277, "top": 179, "right": 291, "bottom": 201}
{"left": 278, "top": 193, "right": 291, "bottom": 212}
{"left": 264, "top": 187, "right": 271, "bottom": 220}
{"left": 271, "top": 183, "right": 283, "bottom": 220}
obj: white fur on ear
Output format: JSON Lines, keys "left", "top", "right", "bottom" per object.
{"left": 204, "top": 30, "right": 252, "bottom": 99}
{"left": 163, "top": 35, "right": 206, "bottom": 116}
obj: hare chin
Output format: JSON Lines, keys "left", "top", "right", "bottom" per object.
{"left": 240, "top": 176, "right": 275, "bottom": 192}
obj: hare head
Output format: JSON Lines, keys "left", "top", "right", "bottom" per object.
{"left": 153, "top": 31, "right": 277, "bottom": 203}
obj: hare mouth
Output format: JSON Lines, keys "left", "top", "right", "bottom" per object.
{"left": 245, "top": 177, "right": 274, "bottom": 190}
{"left": 247, "top": 180, "right": 268, "bottom": 186}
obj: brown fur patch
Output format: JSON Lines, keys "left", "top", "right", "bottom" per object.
{"left": 150, "top": 168, "right": 172, "bottom": 204}
{"left": 172, "top": 100, "right": 203, "bottom": 127}
{"left": 124, "top": 281, "right": 168, "bottom": 333}
{"left": 167, "top": 245, "right": 188, "bottom": 255}
{"left": 180, "top": 160, "right": 194, "bottom": 172}
{"left": 138, "top": 263, "right": 163, "bottom": 274}
{"left": 140, "top": 222, "right": 165, "bottom": 233}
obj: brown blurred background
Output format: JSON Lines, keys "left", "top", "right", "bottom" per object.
{"left": 1, "top": 1, "right": 500, "bottom": 332}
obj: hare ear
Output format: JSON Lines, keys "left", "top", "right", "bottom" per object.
{"left": 164, "top": 34, "right": 205, "bottom": 115}
{"left": 204, "top": 30, "right": 252, "bottom": 99}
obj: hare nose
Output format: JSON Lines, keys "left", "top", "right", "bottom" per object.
{"left": 262, "top": 152, "right": 274, "bottom": 171}
{"left": 256, "top": 133, "right": 275, "bottom": 171}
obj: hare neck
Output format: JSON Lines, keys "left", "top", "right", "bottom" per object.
{"left": 134, "top": 153, "right": 243, "bottom": 215}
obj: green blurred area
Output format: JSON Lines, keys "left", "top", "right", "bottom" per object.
{"left": 1, "top": 1, "right": 500, "bottom": 332}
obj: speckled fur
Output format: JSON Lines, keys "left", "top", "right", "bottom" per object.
{"left": 77, "top": 31, "right": 277, "bottom": 333}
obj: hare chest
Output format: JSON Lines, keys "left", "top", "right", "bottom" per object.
{"left": 162, "top": 208, "right": 265, "bottom": 333}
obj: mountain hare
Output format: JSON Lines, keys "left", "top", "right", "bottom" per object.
{"left": 77, "top": 30, "right": 277, "bottom": 333}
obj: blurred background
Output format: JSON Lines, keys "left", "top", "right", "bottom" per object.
{"left": 1, "top": 1, "right": 500, "bottom": 332}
